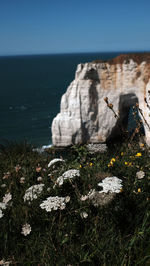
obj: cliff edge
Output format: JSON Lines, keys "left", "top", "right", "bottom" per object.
{"left": 51, "top": 53, "right": 150, "bottom": 147}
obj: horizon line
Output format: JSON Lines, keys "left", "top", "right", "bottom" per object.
{"left": 0, "top": 49, "right": 150, "bottom": 58}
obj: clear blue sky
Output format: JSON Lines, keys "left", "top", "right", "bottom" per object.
{"left": 0, "top": 0, "right": 150, "bottom": 55}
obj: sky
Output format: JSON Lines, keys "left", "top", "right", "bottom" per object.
{"left": 0, "top": 0, "right": 150, "bottom": 56}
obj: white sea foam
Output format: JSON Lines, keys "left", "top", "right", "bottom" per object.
{"left": 33, "top": 144, "right": 52, "bottom": 153}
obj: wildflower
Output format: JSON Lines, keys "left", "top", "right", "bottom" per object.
{"left": 128, "top": 162, "right": 132, "bottom": 166}
{"left": 137, "top": 188, "right": 141, "bottom": 193}
{"left": 15, "top": 164, "right": 21, "bottom": 172}
{"left": 98, "top": 177, "right": 122, "bottom": 194}
{"left": 40, "top": 196, "right": 70, "bottom": 212}
{"left": 48, "top": 158, "right": 64, "bottom": 168}
{"left": 121, "top": 152, "right": 124, "bottom": 156}
{"left": 0, "top": 202, "right": 6, "bottom": 210}
{"left": 89, "top": 162, "right": 93, "bottom": 167}
{"left": 20, "top": 177, "right": 25, "bottom": 184}
{"left": 36, "top": 165, "right": 42, "bottom": 173}
{"left": 3, "top": 193, "right": 12, "bottom": 205}
{"left": 135, "top": 153, "right": 142, "bottom": 157}
{"left": 140, "top": 143, "right": 144, "bottom": 147}
{"left": 23, "top": 184, "right": 44, "bottom": 202}
{"left": 111, "top": 158, "right": 116, "bottom": 162}
{"left": 1, "top": 184, "right": 6, "bottom": 188}
{"left": 55, "top": 169, "right": 80, "bottom": 186}
{"left": 80, "top": 164, "right": 82, "bottom": 168}
{"left": 65, "top": 196, "right": 70, "bottom": 203}
{"left": 0, "top": 259, "right": 12, "bottom": 265}
{"left": 80, "top": 195, "right": 88, "bottom": 201}
{"left": 37, "top": 176, "right": 43, "bottom": 182}
{"left": 80, "top": 212, "right": 88, "bottom": 219}
{"left": 0, "top": 209, "right": 4, "bottom": 219}
{"left": 136, "top": 171, "right": 145, "bottom": 179}
{"left": 3, "top": 172, "right": 11, "bottom": 180}
{"left": 125, "top": 162, "right": 128, "bottom": 165}
{"left": 120, "top": 188, "right": 123, "bottom": 193}
{"left": 21, "top": 223, "right": 31, "bottom": 236}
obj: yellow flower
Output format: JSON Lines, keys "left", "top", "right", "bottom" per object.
{"left": 121, "top": 152, "right": 124, "bottom": 156}
{"left": 137, "top": 188, "right": 141, "bottom": 193}
{"left": 89, "top": 162, "right": 93, "bottom": 167}
{"left": 120, "top": 188, "right": 123, "bottom": 193}
{"left": 111, "top": 158, "right": 116, "bottom": 162}
{"left": 125, "top": 162, "right": 128, "bottom": 165}
{"left": 80, "top": 165, "right": 82, "bottom": 168}
{"left": 135, "top": 153, "right": 142, "bottom": 157}
{"left": 140, "top": 143, "right": 144, "bottom": 147}
{"left": 128, "top": 162, "right": 132, "bottom": 166}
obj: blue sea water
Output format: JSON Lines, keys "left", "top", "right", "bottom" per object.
{"left": 0, "top": 52, "right": 122, "bottom": 148}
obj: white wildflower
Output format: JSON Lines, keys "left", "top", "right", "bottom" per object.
{"left": 23, "top": 184, "right": 44, "bottom": 202}
{"left": 48, "top": 158, "right": 64, "bottom": 168}
{"left": 0, "top": 202, "right": 6, "bottom": 210}
{"left": 55, "top": 169, "right": 80, "bottom": 186}
{"left": 80, "top": 212, "right": 88, "bottom": 219}
{"left": 87, "top": 189, "right": 96, "bottom": 198}
{"left": 3, "top": 193, "right": 12, "bottom": 205}
{"left": 0, "top": 209, "right": 4, "bottom": 219}
{"left": 20, "top": 177, "right": 25, "bottom": 184}
{"left": 1, "top": 184, "right": 6, "bottom": 188}
{"left": 98, "top": 177, "right": 122, "bottom": 193}
{"left": 0, "top": 259, "right": 12, "bottom": 265}
{"left": 40, "top": 196, "right": 70, "bottom": 212}
{"left": 80, "top": 195, "right": 88, "bottom": 201}
{"left": 37, "top": 176, "right": 43, "bottom": 182}
{"left": 136, "top": 171, "right": 145, "bottom": 179}
{"left": 65, "top": 196, "right": 70, "bottom": 203}
{"left": 47, "top": 187, "right": 51, "bottom": 192}
{"left": 21, "top": 223, "right": 31, "bottom": 236}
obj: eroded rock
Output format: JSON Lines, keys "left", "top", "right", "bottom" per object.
{"left": 52, "top": 54, "right": 150, "bottom": 147}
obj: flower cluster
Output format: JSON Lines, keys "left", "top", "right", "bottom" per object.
{"left": 40, "top": 196, "right": 70, "bottom": 212}
{"left": 108, "top": 158, "right": 116, "bottom": 167}
{"left": 55, "top": 169, "right": 80, "bottom": 186}
{"left": 21, "top": 223, "right": 31, "bottom": 236}
{"left": 48, "top": 158, "right": 64, "bottom": 168}
{"left": 23, "top": 184, "right": 44, "bottom": 202}
{"left": 0, "top": 193, "right": 12, "bottom": 219}
{"left": 98, "top": 177, "right": 122, "bottom": 193}
{"left": 136, "top": 171, "right": 145, "bottom": 179}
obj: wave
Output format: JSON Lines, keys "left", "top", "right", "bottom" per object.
{"left": 33, "top": 144, "right": 52, "bottom": 153}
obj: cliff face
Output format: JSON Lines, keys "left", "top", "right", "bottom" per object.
{"left": 52, "top": 54, "right": 150, "bottom": 147}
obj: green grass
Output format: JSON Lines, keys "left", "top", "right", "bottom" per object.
{"left": 0, "top": 141, "right": 150, "bottom": 265}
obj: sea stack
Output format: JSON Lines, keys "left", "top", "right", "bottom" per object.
{"left": 51, "top": 54, "right": 150, "bottom": 147}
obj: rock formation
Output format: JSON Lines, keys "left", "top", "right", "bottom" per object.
{"left": 52, "top": 53, "right": 150, "bottom": 147}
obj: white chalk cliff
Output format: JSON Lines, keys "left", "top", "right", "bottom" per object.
{"left": 52, "top": 54, "right": 150, "bottom": 146}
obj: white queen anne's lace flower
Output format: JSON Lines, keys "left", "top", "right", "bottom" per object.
{"left": 40, "top": 196, "right": 70, "bottom": 212}
{"left": 98, "top": 177, "right": 122, "bottom": 193}
{"left": 23, "top": 184, "right": 44, "bottom": 202}
{"left": 0, "top": 259, "right": 12, "bottom": 265}
{"left": 0, "top": 209, "right": 4, "bottom": 219}
{"left": 21, "top": 223, "right": 31, "bottom": 236}
{"left": 48, "top": 158, "right": 64, "bottom": 168}
{"left": 55, "top": 169, "right": 80, "bottom": 186}
{"left": 80, "top": 212, "right": 88, "bottom": 219}
{"left": 136, "top": 171, "right": 145, "bottom": 179}
{"left": 3, "top": 193, "right": 12, "bottom": 205}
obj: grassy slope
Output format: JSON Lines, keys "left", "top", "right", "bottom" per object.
{"left": 0, "top": 141, "right": 150, "bottom": 265}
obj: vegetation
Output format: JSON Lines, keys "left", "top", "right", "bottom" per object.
{"left": 0, "top": 138, "right": 150, "bottom": 265}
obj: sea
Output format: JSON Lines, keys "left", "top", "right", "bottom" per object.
{"left": 0, "top": 52, "right": 125, "bottom": 148}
